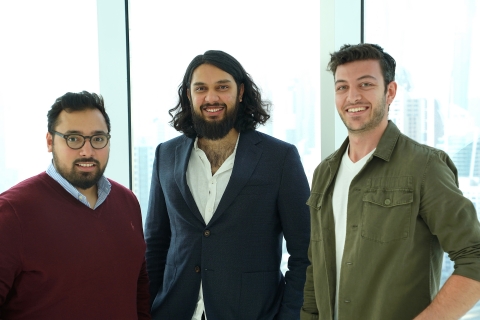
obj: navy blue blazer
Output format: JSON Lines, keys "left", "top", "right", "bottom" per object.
{"left": 145, "top": 130, "right": 310, "bottom": 320}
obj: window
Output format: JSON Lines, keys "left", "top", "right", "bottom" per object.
{"left": 128, "top": 0, "right": 321, "bottom": 274}
{"left": 0, "top": 0, "right": 100, "bottom": 193}
{"left": 364, "top": 0, "right": 480, "bottom": 317}
{"left": 128, "top": 0, "right": 321, "bottom": 220}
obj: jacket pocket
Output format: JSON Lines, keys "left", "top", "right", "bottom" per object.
{"left": 361, "top": 179, "right": 413, "bottom": 243}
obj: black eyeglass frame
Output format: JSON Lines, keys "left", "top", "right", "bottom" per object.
{"left": 52, "top": 131, "right": 111, "bottom": 150}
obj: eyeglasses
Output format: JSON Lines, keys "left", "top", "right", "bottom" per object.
{"left": 53, "top": 131, "right": 111, "bottom": 150}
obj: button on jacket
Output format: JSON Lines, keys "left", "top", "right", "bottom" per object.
{"left": 301, "top": 121, "right": 480, "bottom": 320}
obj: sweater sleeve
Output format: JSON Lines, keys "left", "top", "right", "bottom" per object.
{"left": 137, "top": 259, "right": 151, "bottom": 319}
{"left": 0, "top": 199, "right": 22, "bottom": 306}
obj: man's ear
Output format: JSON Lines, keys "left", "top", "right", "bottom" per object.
{"left": 239, "top": 83, "right": 244, "bottom": 102}
{"left": 187, "top": 88, "right": 191, "bottom": 103}
{"left": 46, "top": 132, "right": 53, "bottom": 152}
{"left": 386, "top": 81, "right": 397, "bottom": 106}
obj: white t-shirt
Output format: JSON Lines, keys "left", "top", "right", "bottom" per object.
{"left": 332, "top": 146, "right": 375, "bottom": 320}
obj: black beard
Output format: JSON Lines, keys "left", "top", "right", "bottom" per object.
{"left": 191, "top": 102, "right": 238, "bottom": 140}
{"left": 53, "top": 153, "right": 106, "bottom": 190}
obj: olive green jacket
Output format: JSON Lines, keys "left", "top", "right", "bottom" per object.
{"left": 301, "top": 121, "right": 480, "bottom": 320}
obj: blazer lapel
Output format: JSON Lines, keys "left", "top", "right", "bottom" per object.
{"left": 174, "top": 137, "right": 205, "bottom": 224}
{"left": 208, "top": 131, "right": 262, "bottom": 225}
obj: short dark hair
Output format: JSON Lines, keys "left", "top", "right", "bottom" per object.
{"left": 169, "top": 50, "right": 271, "bottom": 138}
{"left": 327, "top": 43, "right": 396, "bottom": 91}
{"left": 47, "top": 91, "right": 111, "bottom": 133}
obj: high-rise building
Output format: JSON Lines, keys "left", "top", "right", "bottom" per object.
{"left": 389, "top": 82, "right": 437, "bottom": 147}
{"left": 132, "top": 142, "right": 155, "bottom": 222}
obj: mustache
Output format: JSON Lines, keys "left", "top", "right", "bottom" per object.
{"left": 74, "top": 158, "right": 100, "bottom": 165}
{"left": 201, "top": 102, "right": 227, "bottom": 109}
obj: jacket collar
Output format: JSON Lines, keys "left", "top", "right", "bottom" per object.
{"left": 209, "top": 130, "right": 263, "bottom": 225}
{"left": 372, "top": 120, "right": 401, "bottom": 162}
{"left": 324, "top": 121, "right": 401, "bottom": 178}
{"left": 328, "top": 120, "right": 401, "bottom": 164}
{"left": 174, "top": 136, "right": 203, "bottom": 222}
{"left": 174, "top": 131, "right": 263, "bottom": 226}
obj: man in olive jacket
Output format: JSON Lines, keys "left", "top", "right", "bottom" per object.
{"left": 301, "top": 43, "right": 480, "bottom": 320}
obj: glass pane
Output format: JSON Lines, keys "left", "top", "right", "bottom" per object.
{"left": 0, "top": 0, "right": 100, "bottom": 193}
{"left": 364, "top": 0, "right": 480, "bottom": 317}
{"left": 129, "top": 0, "right": 321, "bottom": 218}
{"left": 129, "top": 0, "right": 320, "bottom": 274}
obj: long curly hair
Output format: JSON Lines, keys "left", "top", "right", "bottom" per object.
{"left": 169, "top": 50, "right": 271, "bottom": 138}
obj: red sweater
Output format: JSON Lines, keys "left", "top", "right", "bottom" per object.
{"left": 0, "top": 173, "right": 150, "bottom": 319}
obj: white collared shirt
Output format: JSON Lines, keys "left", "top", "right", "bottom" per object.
{"left": 186, "top": 134, "right": 239, "bottom": 320}
{"left": 46, "top": 162, "right": 111, "bottom": 209}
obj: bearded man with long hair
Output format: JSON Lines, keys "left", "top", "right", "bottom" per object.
{"left": 145, "top": 50, "right": 311, "bottom": 320}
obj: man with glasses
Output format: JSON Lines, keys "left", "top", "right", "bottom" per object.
{"left": 0, "top": 91, "right": 150, "bottom": 319}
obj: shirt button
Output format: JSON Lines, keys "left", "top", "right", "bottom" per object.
{"left": 384, "top": 199, "right": 391, "bottom": 205}
{"left": 195, "top": 266, "right": 200, "bottom": 273}
{"left": 344, "top": 300, "right": 351, "bottom": 303}
{"left": 204, "top": 230, "right": 211, "bottom": 237}
{"left": 346, "top": 262, "right": 353, "bottom": 265}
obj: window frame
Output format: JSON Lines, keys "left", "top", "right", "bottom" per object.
{"left": 97, "top": 0, "right": 362, "bottom": 186}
